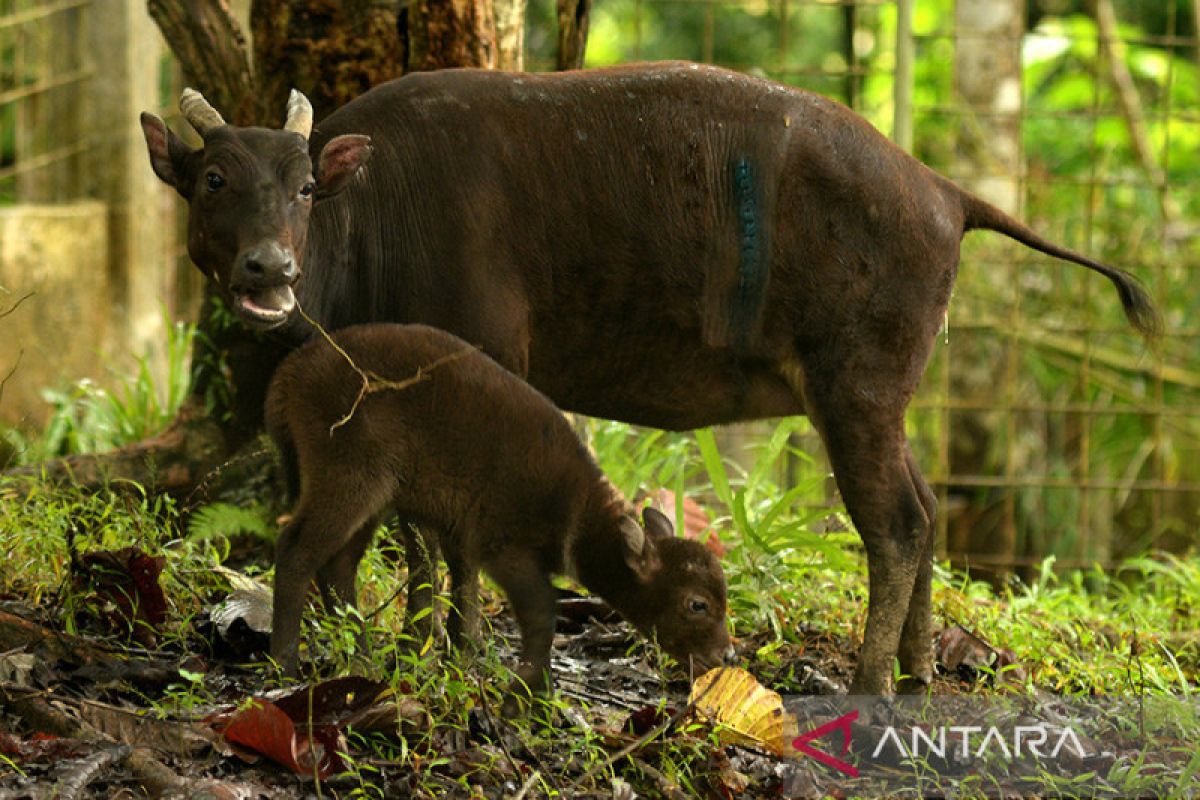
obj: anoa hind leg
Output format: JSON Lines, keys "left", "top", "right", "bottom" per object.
{"left": 896, "top": 445, "right": 938, "bottom": 693}
{"left": 801, "top": 378, "right": 933, "bottom": 697}
{"left": 272, "top": 497, "right": 384, "bottom": 677}
{"left": 314, "top": 516, "right": 383, "bottom": 656}
{"left": 399, "top": 521, "right": 442, "bottom": 651}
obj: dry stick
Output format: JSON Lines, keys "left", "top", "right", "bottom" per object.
{"left": 0, "top": 280, "right": 32, "bottom": 412}
{"left": 471, "top": 675, "right": 565, "bottom": 799}
{"left": 295, "top": 304, "right": 477, "bottom": 434}
{"left": 512, "top": 769, "right": 542, "bottom": 800}
{"left": 631, "top": 756, "right": 688, "bottom": 800}
{"left": 0, "top": 348, "right": 22, "bottom": 408}
{"left": 1, "top": 685, "right": 189, "bottom": 797}
{"left": 0, "top": 291, "right": 33, "bottom": 321}
{"left": 54, "top": 745, "right": 133, "bottom": 800}
{"left": 571, "top": 668, "right": 724, "bottom": 793}
{"left": 472, "top": 676, "right": 525, "bottom": 785}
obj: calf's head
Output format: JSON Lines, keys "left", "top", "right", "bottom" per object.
{"left": 139, "top": 90, "right": 372, "bottom": 329}
{"left": 618, "top": 508, "right": 734, "bottom": 675}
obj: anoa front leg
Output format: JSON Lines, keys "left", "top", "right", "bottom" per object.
{"left": 486, "top": 551, "right": 558, "bottom": 716}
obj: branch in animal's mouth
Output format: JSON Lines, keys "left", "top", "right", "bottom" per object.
{"left": 294, "top": 302, "right": 478, "bottom": 434}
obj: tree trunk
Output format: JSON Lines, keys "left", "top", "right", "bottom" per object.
{"left": 556, "top": 0, "right": 590, "bottom": 70}
{"left": 950, "top": 0, "right": 1024, "bottom": 583}
{"left": 407, "top": 0, "right": 497, "bottom": 72}
{"left": 6, "top": 0, "right": 506, "bottom": 496}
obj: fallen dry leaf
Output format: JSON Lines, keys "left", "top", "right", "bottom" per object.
{"left": 937, "top": 624, "right": 1026, "bottom": 685}
{"left": 689, "top": 667, "right": 796, "bottom": 755}
{"left": 72, "top": 547, "right": 168, "bottom": 647}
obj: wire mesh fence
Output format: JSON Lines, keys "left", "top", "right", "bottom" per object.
{"left": 0, "top": 0, "right": 92, "bottom": 203}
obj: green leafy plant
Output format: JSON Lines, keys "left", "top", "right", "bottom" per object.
{"left": 13, "top": 314, "right": 195, "bottom": 464}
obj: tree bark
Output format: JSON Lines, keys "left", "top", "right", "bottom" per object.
{"left": 408, "top": 0, "right": 497, "bottom": 71}
{"left": 950, "top": 0, "right": 1024, "bottom": 582}
{"left": 1093, "top": 0, "right": 1177, "bottom": 223}
{"left": 252, "top": 0, "right": 406, "bottom": 123}
{"left": 556, "top": 0, "right": 590, "bottom": 70}
{"left": 495, "top": 0, "right": 527, "bottom": 70}
{"left": 146, "top": 0, "right": 259, "bottom": 125}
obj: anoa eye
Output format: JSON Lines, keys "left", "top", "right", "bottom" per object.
{"left": 205, "top": 172, "right": 225, "bottom": 192}
{"left": 688, "top": 598, "right": 709, "bottom": 614}
{"left": 298, "top": 181, "right": 315, "bottom": 199}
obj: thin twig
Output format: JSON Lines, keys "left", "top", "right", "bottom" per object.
{"left": 572, "top": 670, "right": 723, "bottom": 791}
{"left": 180, "top": 445, "right": 271, "bottom": 514}
{"left": 631, "top": 756, "right": 688, "bottom": 800}
{"left": 472, "top": 676, "right": 525, "bottom": 787}
{"left": 512, "top": 769, "right": 542, "bottom": 800}
{"left": 295, "top": 303, "right": 477, "bottom": 434}
{"left": 0, "top": 348, "right": 23, "bottom": 407}
{"left": 0, "top": 291, "right": 34, "bottom": 321}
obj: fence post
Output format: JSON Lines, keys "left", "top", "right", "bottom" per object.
{"left": 86, "top": 0, "right": 172, "bottom": 368}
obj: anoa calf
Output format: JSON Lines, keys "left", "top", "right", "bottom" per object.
{"left": 142, "top": 62, "right": 1159, "bottom": 697}
{"left": 265, "top": 323, "right": 732, "bottom": 699}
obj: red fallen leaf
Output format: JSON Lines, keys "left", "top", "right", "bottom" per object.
{"left": 73, "top": 547, "right": 168, "bottom": 647}
{"left": 219, "top": 698, "right": 344, "bottom": 779}
{"left": 937, "top": 625, "right": 1026, "bottom": 684}
{"left": 636, "top": 489, "right": 725, "bottom": 557}
{"left": 273, "top": 676, "right": 392, "bottom": 727}
{"left": 211, "top": 677, "right": 407, "bottom": 779}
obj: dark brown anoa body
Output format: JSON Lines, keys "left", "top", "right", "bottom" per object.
{"left": 265, "top": 323, "right": 731, "bottom": 696}
{"left": 142, "top": 62, "right": 1158, "bottom": 696}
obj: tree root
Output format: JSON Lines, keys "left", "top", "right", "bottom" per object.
{"left": 3, "top": 397, "right": 231, "bottom": 498}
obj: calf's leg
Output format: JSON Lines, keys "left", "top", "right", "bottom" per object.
{"left": 486, "top": 551, "right": 558, "bottom": 716}
{"left": 272, "top": 498, "right": 380, "bottom": 676}
{"left": 444, "top": 545, "right": 481, "bottom": 651}
{"left": 314, "top": 518, "right": 380, "bottom": 654}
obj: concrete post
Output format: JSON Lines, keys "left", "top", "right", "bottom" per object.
{"left": 87, "top": 0, "right": 174, "bottom": 369}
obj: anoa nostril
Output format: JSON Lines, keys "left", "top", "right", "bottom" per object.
{"left": 723, "top": 645, "right": 738, "bottom": 665}
{"left": 243, "top": 258, "right": 266, "bottom": 276}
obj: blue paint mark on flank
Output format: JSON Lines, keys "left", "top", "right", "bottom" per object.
{"left": 731, "top": 157, "right": 768, "bottom": 346}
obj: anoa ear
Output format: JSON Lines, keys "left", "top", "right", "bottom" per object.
{"left": 619, "top": 515, "right": 661, "bottom": 582}
{"left": 315, "top": 134, "right": 372, "bottom": 199}
{"left": 140, "top": 113, "right": 194, "bottom": 197}
{"left": 642, "top": 506, "right": 676, "bottom": 540}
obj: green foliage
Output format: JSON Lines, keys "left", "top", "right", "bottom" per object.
{"left": 187, "top": 501, "right": 274, "bottom": 541}
{"left": 6, "top": 314, "right": 194, "bottom": 464}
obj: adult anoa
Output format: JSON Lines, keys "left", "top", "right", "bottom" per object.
{"left": 140, "top": 62, "right": 1159, "bottom": 697}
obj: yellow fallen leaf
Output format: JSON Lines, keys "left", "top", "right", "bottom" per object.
{"left": 690, "top": 667, "right": 797, "bottom": 755}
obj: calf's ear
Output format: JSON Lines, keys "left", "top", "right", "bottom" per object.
{"left": 642, "top": 507, "right": 676, "bottom": 540}
{"left": 619, "top": 515, "right": 661, "bottom": 582}
{"left": 316, "top": 134, "right": 372, "bottom": 199}
{"left": 140, "top": 113, "right": 194, "bottom": 198}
